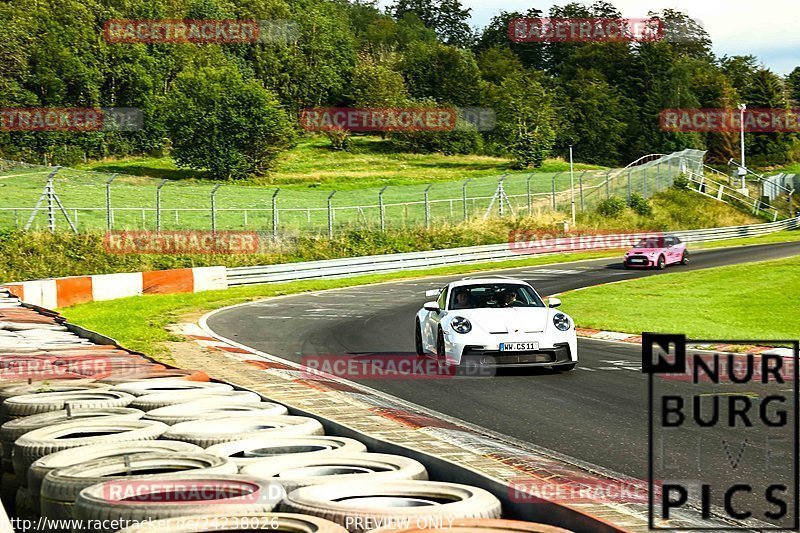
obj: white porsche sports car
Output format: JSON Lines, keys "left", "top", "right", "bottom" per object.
{"left": 414, "top": 277, "right": 578, "bottom": 370}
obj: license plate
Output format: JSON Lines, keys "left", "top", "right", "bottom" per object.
{"left": 629, "top": 258, "right": 645, "bottom": 263}
{"left": 499, "top": 342, "right": 539, "bottom": 352}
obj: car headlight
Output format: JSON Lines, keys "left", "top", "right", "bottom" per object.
{"left": 553, "top": 313, "right": 571, "bottom": 331}
{"left": 451, "top": 316, "right": 472, "bottom": 334}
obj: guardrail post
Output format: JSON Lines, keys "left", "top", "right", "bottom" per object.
{"left": 327, "top": 191, "right": 337, "bottom": 238}
{"left": 211, "top": 184, "right": 222, "bottom": 234}
{"left": 526, "top": 174, "right": 534, "bottom": 214}
{"left": 462, "top": 178, "right": 471, "bottom": 221}
{"left": 424, "top": 184, "right": 433, "bottom": 229}
{"left": 105, "top": 173, "right": 117, "bottom": 231}
{"left": 379, "top": 186, "right": 388, "bottom": 231}
{"left": 627, "top": 169, "right": 632, "bottom": 203}
{"left": 156, "top": 179, "right": 167, "bottom": 231}
{"left": 272, "top": 188, "right": 280, "bottom": 238}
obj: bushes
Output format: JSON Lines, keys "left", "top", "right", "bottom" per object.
{"left": 672, "top": 174, "right": 690, "bottom": 190}
{"left": 596, "top": 194, "right": 652, "bottom": 217}
{"left": 596, "top": 196, "right": 627, "bottom": 217}
{"left": 628, "top": 193, "right": 652, "bottom": 216}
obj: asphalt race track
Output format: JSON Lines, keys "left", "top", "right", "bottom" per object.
{"left": 207, "top": 241, "right": 800, "bottom": 490}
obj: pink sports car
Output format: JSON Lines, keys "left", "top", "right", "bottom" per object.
{"left": 623, "top": 235, "right": 688, "bottom": 269}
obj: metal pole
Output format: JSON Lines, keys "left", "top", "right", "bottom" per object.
{"left": 47, "top": 177, "right": 55, "bottom": 233}
{"left": 156, "top": 179, "right": 167, "bottom": 232}
{"left": 579, "top": 172, "right": 585, "bottom": 211}
{"left": 272, "top": 188, "right": 280, "bottom": 238}
{"left": 462, "top": 178, "right": 471, "bottom": 221}
{"left": 327, "top": 191, "right": 336, "bottom": 238}
{"left": 526, "top": 174, "right": 534, "bottom": 214}
{"left": 105, "top": 174, "right": 117, "bottom": 231}
{"left": 569, "top": 145, "right": 576, "bottom": 224}
{"left": 211, "top": 184, "right": 222, "bottom": 234}
{"left": 551, "top": 173, "right": 558, "bottom": 209}
{"left": 498, "top": 176, "right": 505, "bottom": 217}
{"left": 739, "top": 103, "right": 746, "bottom": 189}
{"left": 627, "top": 169, "right": 632, "bottom": 203}
{"left": 379, "top": 186, "right": 388, "bottom": 231}
{"left": 605, "top": 170, "right": 611, "bottom": 198}
{"left": 424, "top": 184, "right": 433, "bottom": 229}
{"left": 656, "top": 162, "right": 661, "bottom": 192}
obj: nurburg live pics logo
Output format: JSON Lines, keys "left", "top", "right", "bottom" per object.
{"left": 643, "top": 333, "right": 799, "bottom": 530}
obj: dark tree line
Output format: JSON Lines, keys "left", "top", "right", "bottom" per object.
{"left": 0, "top": 0, "right": 797, "bottom": 178}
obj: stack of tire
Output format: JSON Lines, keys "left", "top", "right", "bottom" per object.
{"left": 0, "top": 290, "right": 574, "bottom": 533}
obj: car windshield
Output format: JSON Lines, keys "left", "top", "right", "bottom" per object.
{"left": 634, "top": 237, "right": 666, "bottom": 248}
{"left": 449, "top": 283, "right": 545, "bottom": 310}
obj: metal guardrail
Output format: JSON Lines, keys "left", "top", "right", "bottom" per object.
{"left": 227, "top": 218, "right": 800, "bottom": 285}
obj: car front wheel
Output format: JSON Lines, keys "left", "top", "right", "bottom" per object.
{"left": 414, "top": 320, "right": 424, "bottom": 357}
{"left": 681, "top": 250, "right": 689, "bottom": 265}
{"left": 656, "top": 255, "right": 665, "bottom": 270}
{"left": 436, "top": 329, "right": 446, "bottom": 363}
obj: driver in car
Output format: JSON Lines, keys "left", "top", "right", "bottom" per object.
{"left": 501, "top": 290, "right": 518, "bottom": 307}
{"left": 452, "top": 290, "right": 472, "bottom": 309}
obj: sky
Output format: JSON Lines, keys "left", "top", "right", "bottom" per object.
{"left": 382, "top": 0, "right": 800, "bottom": 75}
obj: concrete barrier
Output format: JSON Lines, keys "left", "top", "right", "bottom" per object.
{"left": 2, "top": 266, "right": 227, "bottom": 308}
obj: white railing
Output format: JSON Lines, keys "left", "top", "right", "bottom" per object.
{"left": 227, "top": 218, "right": 799, "bottom": 285}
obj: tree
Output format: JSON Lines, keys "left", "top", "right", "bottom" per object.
{"left": 557, "top": 73, "right": 629, "bottom": 166}
{"left": 390, "top": 0, "right": 473, "bottom": 47}
{"left": 398, "top": 42, "right": 482, "bottom": 105}
{"left": 719, "top": 55, "right": 760, "bottom": 95}
{"left": 489, "top": 71, "right": 557, "bottom": 168}
{"left": 787, "top": 67, "right": 800, "bottom": 106}
{"left": 349, "top": 59, "right": 409, "bottom": 106}
{"left": 164, "top": 66, "right": 295, "bottom": 179}
{"left": 476, "top": 46, "right": 523, "bottom": 85}
{"left": 743, "top": 69, "right": 794, "bottom": 164}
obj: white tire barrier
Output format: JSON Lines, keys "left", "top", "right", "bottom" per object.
{"left": 205, "top": 436, "right": 368, "bottom": 469}
{"left": 27, "top": 441, "right": 203, "bottom": 514}
{"left": 111, "top": 380, "right": 233, "bottom": 397}
{"left": 130, "top": 390, "right": 262, "bottom": 412}
{"left": 117, "top": 512, "right": 348, "bottom": 532}
{"left": 241, "top": 453, "right": 427, "bottom": 493}
{"left": 13, "top": 419, "right": 168, "bottom": 481}
{"left": 145, "top": 401, "right": 288, "bottom": 425}
{"left": 163, "top": 416, "right": 324, "bottom": 447}
{"left": 41, "top": 453, "right": 237, "bottom": 526}
{"left": 74, "top": 475, "right": 285, "bottom": 533}
{"left": 281, "top": 480, "right": 502, "bottom": 533}
{"left": 1, "top": 390, "right": 135, "bottom": 419}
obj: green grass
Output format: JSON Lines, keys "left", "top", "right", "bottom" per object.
{"left": 560, "top": 255, "right": 800, "bottom": 340}
{"left": 0, "top": 188, "right": 767, "bottom": 283}
{"left": 0, "top": 135, "right": 611, "bottom": 233}
{"left": 60, "top": 250, "right": 616, "bottom": 359}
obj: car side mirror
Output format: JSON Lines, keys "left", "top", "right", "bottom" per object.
{"left": 548, "top": 297, "right": 562, "bottom": 308}
{"left": 423, "top": 301, "right": 440, "bottom": 312}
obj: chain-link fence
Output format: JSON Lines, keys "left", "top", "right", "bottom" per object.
{"left": 0, "top": 148, "right": 783, "bottom": 236}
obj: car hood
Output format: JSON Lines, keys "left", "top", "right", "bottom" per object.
{"left": 628, "top": 247, "right": 667, "bottom": 254}
{"left": 450, "top": 307, "right": 550, "bottom": 334}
